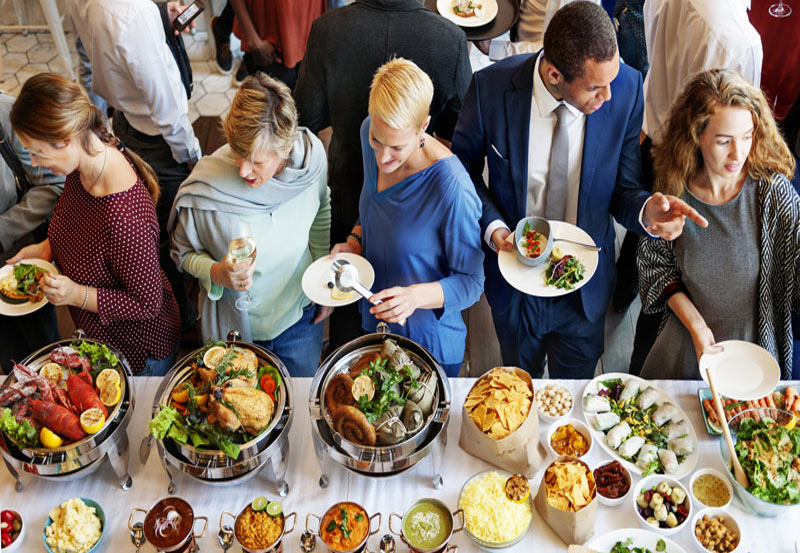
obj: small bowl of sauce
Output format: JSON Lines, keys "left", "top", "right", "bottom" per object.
{"left": 690, "top": 468, "right": 733, "bottom": 509}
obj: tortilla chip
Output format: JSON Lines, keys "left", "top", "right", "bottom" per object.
{"left": 466, "top": 368, "right": 533, "bottom": 440}
{"left": 544, "top": 461, "right": 596, "bottom": 512}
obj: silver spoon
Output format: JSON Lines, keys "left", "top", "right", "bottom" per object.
{"left": 379, "top": 534, "right": 395, "bottom": 553}
{"left": 331, "top": 259, "right": 405, "bottom": 325}
{"left": 300, "top": 531, "right": 317, "bottom": 552}
{"left": 218, "top": 525, "right": 234, "bottom": 552}
{"left": 130, "top": 522, "right": 145, "bottom": 553}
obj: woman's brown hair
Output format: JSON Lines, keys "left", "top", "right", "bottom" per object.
{"left": 9, "top": 73, "right": 160, "bottom": 203}
{"left": 653, "top": 69, "right": 795, "bottom": 197}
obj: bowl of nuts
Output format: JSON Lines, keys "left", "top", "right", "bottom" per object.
{"left": 535, "top": 383, "right": 573, "bottom": 422}
{"left": 691, "top": 508, "right": 741, "bottom": 553}
{"left": 632, "top": 475, "right": 692, "bottom": 536}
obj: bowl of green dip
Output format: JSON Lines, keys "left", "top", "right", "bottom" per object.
{"left": 389, "top": 498, "right": 463, "bottom": 553}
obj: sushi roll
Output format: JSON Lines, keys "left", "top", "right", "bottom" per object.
{"left": 582, "top": 393, "right": 611, "bottom": 413}
{"left": 590, "top": 411, "right": 621, "bottom": 431}
{"left": 606, "top": 421, "right": 632, "bottom": 450}
{"left": 617, "top": 436, "right": 646, "bottom": 459}
{"left": 619, "top": 379, "right": 640, "bottom": 402}
{"left": 652, "top": 402, "right": 679, "bottom": 427}
{"left": 636, "top": 386, "right": 660, "bottom": 410}
{"left": 667, "top": 436, "right": 696, "bottom": 457}
{"left": 636, "top": 444, "right": 659, "bottom": 470}
{"left": 658, "top": 448, "right": 679, "bottom": 474}
{"left": 663, "top": 419, "right": 690, "bottom": 441}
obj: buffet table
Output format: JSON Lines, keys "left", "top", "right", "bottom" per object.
{"left": 2, "top": 378, "right": 799, "bottom": 552}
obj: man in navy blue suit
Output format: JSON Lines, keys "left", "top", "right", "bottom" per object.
{"left": 452, "top": 1, "right": 706, "bottom": 379}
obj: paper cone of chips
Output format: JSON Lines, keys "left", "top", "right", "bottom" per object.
{"left": 458, "top": 367, "right": 545, "bottom": 477}
{"left": 534, "top": 456, "right": 598, "bottom": 545}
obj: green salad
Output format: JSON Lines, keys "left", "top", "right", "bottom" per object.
{"left": 734, "top": 417, "right": 800, "bottom": 504}
{"left": 610, "top": 538, "right": 666, "bottom": 553}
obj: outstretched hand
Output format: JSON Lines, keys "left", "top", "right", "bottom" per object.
{"left": 643, "top": 192, "right": 709, "bottom": 240}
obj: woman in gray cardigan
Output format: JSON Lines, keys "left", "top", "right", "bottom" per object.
{"left": 638, "top": 69, "right": 799, "bottom": 380}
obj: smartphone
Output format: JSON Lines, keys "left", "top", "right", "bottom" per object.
{"left": 173, "top": 0, "right": 205, "bottom": 32}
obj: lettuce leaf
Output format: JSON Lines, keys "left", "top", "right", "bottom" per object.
{"left": 149, "top": 405, "right": 183, "bottom": 440}
{"left": 1, "top": 407, "right": 39, "bottom": 448}
{"left": 218, "top": 438, "right": 240, "bottom": 459}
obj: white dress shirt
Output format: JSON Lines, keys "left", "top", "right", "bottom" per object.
{"left": 66, "top": 0, "right": 201, "bottom": 165}
{"left": 642, "top": 0, "right": 762, "bottom": 140}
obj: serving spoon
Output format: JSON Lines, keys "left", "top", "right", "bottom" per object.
{"left": 218, "top": 525, "right": 234, "bottom": 552}
{"left": 706, "top": 366, "right": 749, "bottom": 489}
{"left": 331, "top": 258, "right": 405, "bottom": 326}
{"left": 129, "top": 522, "right": 145, "bottom": 553}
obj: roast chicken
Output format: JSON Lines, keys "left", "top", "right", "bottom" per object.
{"left": 207, "top": 385, "right": 275, "bottom": 434}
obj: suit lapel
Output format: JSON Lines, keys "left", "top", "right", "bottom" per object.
{"left": 578, "top": 102, "right": 610, "bottom": 224}
{"left": 505, "top": 56, "right": 536, "bottom": 222}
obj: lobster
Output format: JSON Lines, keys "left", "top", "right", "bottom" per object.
{"left": 29, "top": 399, "right": 86, "bottom": 442}
{"left": 67, "top": 373, "right": 107, "bottom": 418}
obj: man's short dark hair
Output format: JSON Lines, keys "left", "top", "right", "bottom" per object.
{"left": 542, "top": 1, "right": 617, "bottom": 82}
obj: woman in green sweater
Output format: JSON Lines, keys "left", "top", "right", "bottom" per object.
{"left": 168, "top": 73, "right": 331, "bottom": 376}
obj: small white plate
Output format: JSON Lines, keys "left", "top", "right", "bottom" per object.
{"left": 301, "top": 253, "right": 375, "bottom": 308}
{"left": 437, "top": 0, "right": 498, "bottom": 27}
{"left": 0, "top": 259, "right": 58, "bottom": 317}
{"left": 699, "top": 341, "right": 780, "bottom": 401}
{"left": 586, "top": 527, "right": 688, "bottom": 553}
{"left": 497, "top": 221, "right": 598, "bottom": 297}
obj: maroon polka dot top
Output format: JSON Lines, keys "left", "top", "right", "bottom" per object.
{"left": 48, "top": 169, "right": 180, "bottom": 373}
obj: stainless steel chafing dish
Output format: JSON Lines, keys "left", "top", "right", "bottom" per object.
{"left": 151, "top": 331, "right": 292, "bottom": 496}
{"left": 0, "top": 331, "right": 134, "bottom": 492}
{"left": 309, "top": 326, "right": 450, "bottom": 489}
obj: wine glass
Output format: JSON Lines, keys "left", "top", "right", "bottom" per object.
{"left": 228, "top": 221, "right": 257, "bottom": 311}
{"left": 769, "top": 0, "right": 792, "bottom": 17}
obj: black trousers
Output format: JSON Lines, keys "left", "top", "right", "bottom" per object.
{"left": 112, "top": 111, "right": 196, "bottom": 331}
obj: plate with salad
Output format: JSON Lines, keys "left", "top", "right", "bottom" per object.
{"left": 585, "top": 528, "right": 687, "bottom": 553}
{"left": 581, "top": 373, "right": 699, "bottom": 479}
{"left": 498, "top": 221, "right": 598, "bottom": 297}
{"left": 0, "top": 259, "right": 58, "bottom": 316}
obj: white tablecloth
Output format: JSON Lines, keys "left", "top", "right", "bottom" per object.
{"left": 2, "top": 378, "right": 799, "bottom": 552}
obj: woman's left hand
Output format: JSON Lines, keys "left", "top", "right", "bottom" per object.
{"left": 41, "top": 274, "right": 82, "bottom": 306}
{"left": 369, "top": 286, "right": 417, "bottom": 324}
{"left": 313, "top": 304, "right": 334, "bottom": 324}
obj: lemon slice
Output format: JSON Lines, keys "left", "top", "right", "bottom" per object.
{"left": 96, "top": 368, "right": 121, "bottom": 390}
{"left": 39, "top": 363, "right": 64, "bottom": 386}
{"left": 330, "top": 285, "right": 353, "bottom": 301}
{"left": 203, "top": 346, "right": 228, "bottom": 369}
{"left": 351, "top": 374, "right": 375, "bottom": 401}
{"left": 505, "top": 474, "right": 530, "bottom": 503}
{"left": 80, "top": 408, "right": 106, "bottom": 434}
{"left": 40, "top": 427, "right": 63, "bottom": 448}
{"left": 100, "top": 381, "right": 121, "bottom": 407}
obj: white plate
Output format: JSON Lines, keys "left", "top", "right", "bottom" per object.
{"left": 301, "top": 253, "right": 375, "bottom": 308}
{"left": 0, "top": 259, "right": 58, "bottom": 317}
{"left": 699, "top": 340, "right": 780, "bottom": 401}
{"left": 437, "top": 0, "right": 498, "bottom": 27}
{"left": 498, "top": 221, "right": 599, "bottom": 297}
{"left": 585, "top": 528, "right": 688, "bottom": 553}
{"left": 581, "top": 372, "right": 699, "bottom": 480}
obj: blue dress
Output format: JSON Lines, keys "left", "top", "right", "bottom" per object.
{"left": 358, "top": 117, "right": 485, "bottom": 373}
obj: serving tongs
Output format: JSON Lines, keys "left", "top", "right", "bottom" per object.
{"left": 331, "top": 258, "right": 405, "bottom": 326}
{"left": 706, "top": 367, "right": 749, "bottom": 489}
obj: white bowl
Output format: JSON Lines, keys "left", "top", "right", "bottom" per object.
{"left": 689, "top": 468, "right": 733, "bottom": 510}
{"left": 2, "top": 510, "right": 25, "bottom": 553}
{"left": 545, "top": 418, "right": 592, "bottom": 459}
{"left": 632, "top": 475, "right": 692, "bottom": 536}
{"left": 592, "top": 460, "right": 632, "bottom": 507}
{"left": 535, "top": 383, "right": 574, "bottom": 422}
{"left": 691, "top": 507, "right": 742, "bottom": 553}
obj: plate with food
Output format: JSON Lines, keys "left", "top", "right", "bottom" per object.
{"left": 301, "top": 253, "right": 375, "bottom": 307}
{"left": 697, "top": 384, "right": 800, "bottom": 435}
{"left": 581, "top": 373, "right": 699, "bottom": 479}
{"left": 498, "top": 220, "right": 598, "bottom": 297}
{"left": 585, "top": 528, "right": 688, "bottom": 553}
{"left": 437, "top": 0, "right": 498, "bottom": 27}
{"left": 0, "top": 259, "right": 58, "bottom": 316}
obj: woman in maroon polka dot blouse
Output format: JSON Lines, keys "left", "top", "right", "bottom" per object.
{"left": 7, "top": 73, "right": 180, "bottom": 375}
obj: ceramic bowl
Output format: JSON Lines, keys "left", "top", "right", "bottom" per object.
{"left": 2, "top": 509, "right": 25, "bottom": 553}
{"left": 592, "top": 460, "right": 632, "bottom": 507}
{"left": 632, "top": 475, "right": 692, "bottom": 536}
{"left": 691, "top": 507, "right": 742, "bottom": 553}
{"left": 688, "top": 468, "right": 733, "bottom": 510}
{"left": 535, "top": 383, "right": 574, "bottom": 423}
{"left": 514, "top": 217, "right": 553, "bottom": 267}
{"left": 43, "top": 499, "right": 104, "bottom": 553}
{"left": 544, "top": 417, "right": 593, "bottom": 459}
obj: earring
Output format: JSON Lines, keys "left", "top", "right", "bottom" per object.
{"left": 419, "top": 136, "right": 426, "bottom": 149}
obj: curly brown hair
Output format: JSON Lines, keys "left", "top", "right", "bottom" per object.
{"left": 542, "top": 1, "right": 617, "bottom": 82}
{"left": 653, "top": 69, "right": 795, "bottom": 197}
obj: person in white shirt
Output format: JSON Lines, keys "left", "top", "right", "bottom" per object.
{"left": 65, "top": 0, "right": 202, "bottom": 332}
{"left": 614, "top": 0, "right": 762, "bottom": 373}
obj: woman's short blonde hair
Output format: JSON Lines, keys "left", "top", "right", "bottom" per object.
{"left": 224, "top": 72, "right": 298, "bottom": 160}
{"left": 368, "top": 58, "right": 434, "bottom": 131}
{"left": 653, "top": 68, "right": 795, "bottom": 197}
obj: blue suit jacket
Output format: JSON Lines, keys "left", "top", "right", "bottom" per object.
{"left": 452, "top": 53, "right": 651, "bottom": 323}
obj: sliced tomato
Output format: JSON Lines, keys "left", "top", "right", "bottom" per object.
{"left": 260, "top": 375, "right": 276, "bottom": 395}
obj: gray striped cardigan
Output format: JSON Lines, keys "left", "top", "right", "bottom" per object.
{"left": 638, "top": 173, "right": 800, "bottom": 379}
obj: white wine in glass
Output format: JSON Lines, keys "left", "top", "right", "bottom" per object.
{"left": 769, "top": 0, "right": 791, "bottom": 17}
{"left": 228, "top": 226, "right": 257, "bottom": 310}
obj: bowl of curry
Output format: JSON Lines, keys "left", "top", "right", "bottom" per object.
{"left": 306, "top": 502, "right": 381, "bottom": 553}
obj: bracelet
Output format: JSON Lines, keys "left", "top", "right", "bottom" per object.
{"left": 80, "top": 285, "right": 89, "bottom": 310}
{"left": 348, "top": 232, "right": 362, "bottom": 245}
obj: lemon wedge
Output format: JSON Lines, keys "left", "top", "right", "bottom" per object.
{"left": 203, "top": 346, "right": 227, "bottom": 369}
{"left": 40, "top": 427, "right": 63, "bottom": 448}
{"left": 100, "top": 381, "right": 121, "bottom": 407}
{"left": 80, "top": 408, "right": 106, "bottom": 434}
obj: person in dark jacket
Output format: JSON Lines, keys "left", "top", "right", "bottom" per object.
{"left": 294, "top": 0, "right": 472, "bottom": 349}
